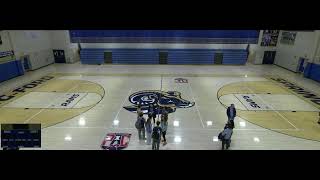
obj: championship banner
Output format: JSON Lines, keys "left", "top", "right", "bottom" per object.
{"left": 280, "top": 31, "right": 297, "bottom": 45}
{"left": 0, "top": 51, "right": 14, "bottom": 58}
{"left": 101, "top": 133, "right": 131, "bottom": 150}
{"left": 260, "top": 30, "right": 279, "bottom": 47}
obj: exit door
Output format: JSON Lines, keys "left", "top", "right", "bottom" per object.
{"left": 53, "top": 49, "right": 66, "bottom": 63}
{"left": 214, "top": 52, "right": 223, "bottom": 64}
{"left": 159, "top": 51, "right": 168, "bottom": 64}
{"left": 104, "top": 51, "right": 112, "bottom": 64}
{"left": 262, "top": 51, "right": 276, "bottom": 64}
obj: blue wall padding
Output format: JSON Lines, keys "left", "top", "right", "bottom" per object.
{"left": 0, "top": 60, "right": 25, "bottom": 83}
{"left": 112, "top": 49, "right": 159, "bottom": 64}
{"left": 303, "top": 62, "right": 320, "bottom": 83}
{"left": 167, "top": 49, "right": 214, "bottom": 64}
{"left": 70, "top": 30, "right": 259, "bottom": 44}
{"left": 308, "top": 63, "right": 320, "bottom": 82}
{"left": 80, "top": 48, "right": 248, "bottom": 65}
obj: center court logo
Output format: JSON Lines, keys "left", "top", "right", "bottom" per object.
{"left": 123, "top": 90, "right": 195, "bottom": 114}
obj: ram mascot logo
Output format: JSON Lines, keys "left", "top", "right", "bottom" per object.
{"left": 123, "top": 90, "right": 195, "bottom": 114}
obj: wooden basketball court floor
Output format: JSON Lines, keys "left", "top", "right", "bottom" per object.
{"left": 1, "top": 63, "right": 320, "bottom": 150}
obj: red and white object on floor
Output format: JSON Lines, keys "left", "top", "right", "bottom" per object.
{"left": 101, "top": 133, "right": 131, "bottom": 150}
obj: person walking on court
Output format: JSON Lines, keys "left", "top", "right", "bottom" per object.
{"left": 226, "top": 104, "right": 236, "bottom": 128}
{"left": 162, "top": 107, "right": 168, "bottom": 116}
{"left": 135, "top": 112, "right": 146, "bottom": 140}
{"left": 145, "top": 113, "right": 153, "bottom": 145}
{"left": 218, "top": 123, "right": 233, "bottom": 150}
{"left": 137, "top": 104, "right": 142, "bottom": 117}
{"left": 148, "top": 104, "right": 157, "bottom": 124}
{"left": 160, "top": 112, "right": 168, "bottom": 145}
{"left": 161, "top": 107, "right": 168, "bottom": 122}
{"left": 152, "top": 121, "right": 162, "bottom": 150}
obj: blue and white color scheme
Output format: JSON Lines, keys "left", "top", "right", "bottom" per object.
{"left": 0, "top": 50, "right": 14, "bottom": 58}
{"left": 70, "top": 30, "right": 259, "bottom": 44}
{"left": 123, "top": 90, "right": 195, "bottom": 114}
{"left": 80, "top": 49, "right": 248, "bottom": 65}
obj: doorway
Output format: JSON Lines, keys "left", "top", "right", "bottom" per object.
{"left": 262, "top": 51, "right": 276, "bottom": 64}
{"left": 104, "top": 51, "right": 112, "bottom": 64}
{"left": 159, "top": 51, "right": 168, "bottom": 64}
{"left": 53, "top": 49, "right": 66, "bottom": 63}
{"left": 214, "top": 52, "right": 223, "bottom": 64}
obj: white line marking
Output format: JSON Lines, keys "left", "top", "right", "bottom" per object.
{"left": 71, "top": 92, "right": 88, "bottom": 108}
{"left": 244, "top": 86, "right": 299, "bottom": 130}
{"left": 100, "top": 88, "right": 133, "bottom": 143}
{"left": 107, "top": 88, "right": 133, "bottom": 128}
{"left": 187, "top": 81, "right": 205, "bottom": 128}
{"left": 157, "top": 75, "right": 163, "bottom": 121}
{"left": 24, "top": 84, "right": 80, "bottom": 124}
{"left": 268, "top": 78, "right": 320, "bottom": 110}
{"left": 23, "top": 106, "right": 49, "bottom": 124}
{"left": 233, "top": 94, "right": 249, "bottom": 110}
{"left": 49, "top": 126, "right": 300, "bottom": 131}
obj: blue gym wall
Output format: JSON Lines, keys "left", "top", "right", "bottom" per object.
{"left": 70, "top": 30, "right": 259, "bottom": 44}
{"left": 75, "top": 30, "right": 257, "bottom": 65}
{"left": 0, "top": 59, "right": 24, "bottom": 83}
{"left": 0, "top": 31, "right": 25, "bottom": 83}
{"left": 80, "top": 48, "right": 248, "bottom": 65}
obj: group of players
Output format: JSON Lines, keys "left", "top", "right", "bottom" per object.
{"left": 135, "top": 104, "right": 170, "bottom": 150}
{"left": 135, "top": 102, "right": 238, "bottom": 150}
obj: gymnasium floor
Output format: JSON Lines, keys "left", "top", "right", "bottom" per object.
{"left": 1, "top": 62, "right": 320, "bottom": 150}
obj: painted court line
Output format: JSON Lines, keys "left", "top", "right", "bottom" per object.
{"left": 100, "top": 88, "right": 133, "bottom": 143}
{"left": 244, "top": 86, "right": 299, "bottom": 130}
{"left": 188, "top": 81, "right": 205, "bottom": 128}
{"left": 70, "top": 81, "right": 94, "bottom": 110}
{"left": 71, "top": 92, "right": 88, "bottom": 108}
{"left": 49, "top": 126, "right": 300, "bottom": 131}
{"left": 107, "top": 88, "right": 133, "bottom": 128}
{"left": 24, "top": 84, "right": 80, "bottom": 124}
{"left": 23, "top": 104, "right": 51, "bottom": 124}
{"left": 54, "top": 72, "right": 261, "bottom": 78}
{"left": 268, "top": 78, "right": 320, "bottom": 110}
{"left": 233, "top": 94, "right": 249, "bottom": 110}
